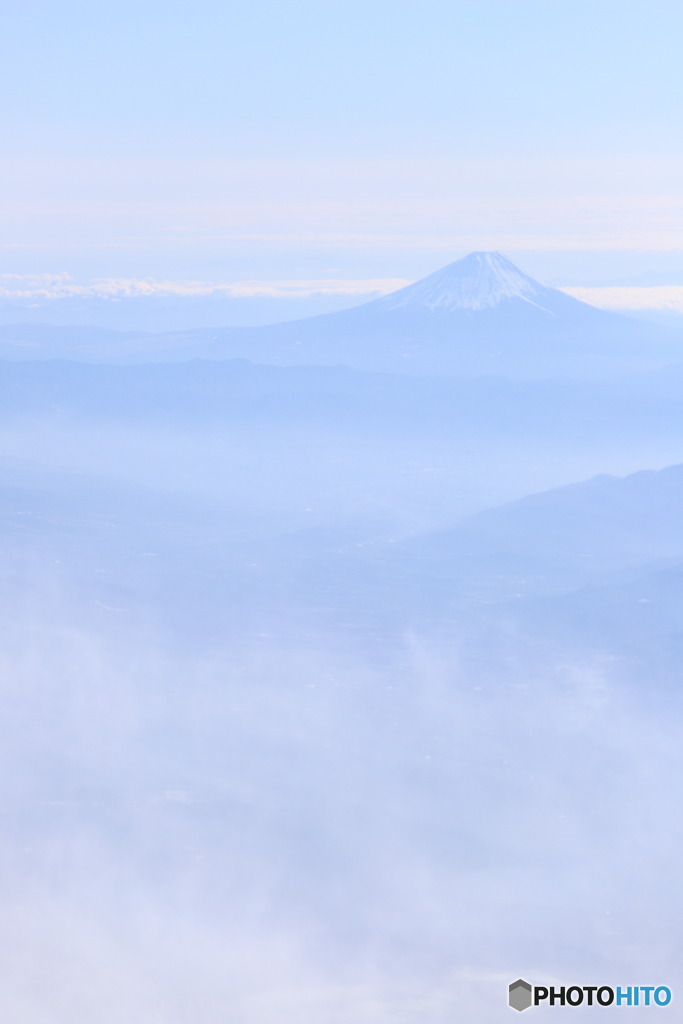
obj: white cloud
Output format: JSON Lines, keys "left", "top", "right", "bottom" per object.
{"left": 0, "top": 275, "right": 411, "bottom": 301}
{"left": 4, "top": 276, "right": 683, "bottom": 314}
{"left": 563, "top": 286, "right": 683, "bottom": 314}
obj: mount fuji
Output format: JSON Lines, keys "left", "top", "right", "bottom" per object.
{"left": 373, "top": 251, "right": 575, "bottom": 313}
{"left": 158, "top": 251, "right": 683, "bottom": 378}
{"left": 2, "top": 252, "right": 682, "bottom": 377}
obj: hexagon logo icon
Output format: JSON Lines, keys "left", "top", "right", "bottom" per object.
{"left": 509, "top": 979, "right": 533, "bottom": 1012}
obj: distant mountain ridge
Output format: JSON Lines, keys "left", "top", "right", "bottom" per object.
{"left": 1, "top": 252, "right": 682, "bottom": 377}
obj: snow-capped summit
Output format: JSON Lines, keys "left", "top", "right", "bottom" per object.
{"left": 377, "top": 251, "right": 557, "bottom": 313}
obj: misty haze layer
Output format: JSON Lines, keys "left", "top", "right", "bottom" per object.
{"left": 2, "top": 254, "right": 683, "bottom": 1022}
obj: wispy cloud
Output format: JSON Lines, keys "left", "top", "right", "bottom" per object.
{"left": 563, "top": 286, "right": 683, "bottom": 314}
{"left": 0, "top": 275, "right": 411, "bottom": 301}
{"left": 4, "top": 275, "right": 683, "bottom": 314}
{"left": 3, "top": 157, "right": 683, "bottom": 266}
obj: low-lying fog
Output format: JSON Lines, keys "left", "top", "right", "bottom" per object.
{"left": 1, "top": 354, "right": 682, "bottom": 1021}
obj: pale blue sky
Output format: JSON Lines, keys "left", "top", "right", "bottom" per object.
{"left": 2, "top": 0, "right": 683, "bottom": 289}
